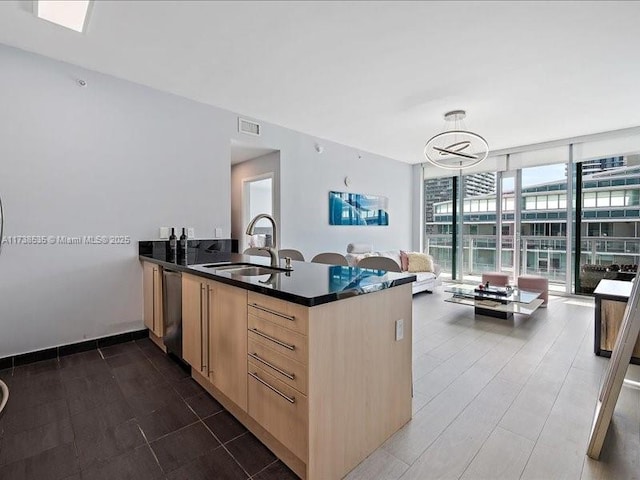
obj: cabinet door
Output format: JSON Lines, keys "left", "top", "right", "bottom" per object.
{"left": 143, "top": 262, "right": 155, "bottom": 332}
{"left": 209, "top": 282, "right": 248, "bottom": 411}
{"left": 248, "top": 361, "right": 308, "bottom": 461}
{"left": 182, "top": 274, "right": 208, "bottom": 372}
{"left": 601, "top": 299, "right": 640, "bottom": 357}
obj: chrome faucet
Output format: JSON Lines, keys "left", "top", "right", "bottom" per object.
{"left": 245, "top": 213, "right": 279, "bottom": 267}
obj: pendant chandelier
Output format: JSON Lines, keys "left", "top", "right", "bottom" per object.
{"left": 424, "top": 110, "right": 489, "bottom": 170}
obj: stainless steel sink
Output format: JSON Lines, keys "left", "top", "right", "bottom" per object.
{"left": 205, "top": 263, "right": 252, "bottom": 270}
{"left": 202, "top": 263, "right": 287, "bottom": 276}
{"left": 226, "top": 266, "right": 285, "bottom": 276}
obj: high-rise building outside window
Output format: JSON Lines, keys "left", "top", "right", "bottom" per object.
{"left": 423, "top": 155, "right": 640, "bottom": 293}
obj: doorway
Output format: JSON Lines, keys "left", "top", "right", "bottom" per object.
{"left": 243, "top": 174, "right": 274, "bottom": 249}
{"left": 230, "top": 141, "right": 280, "bottom": 253}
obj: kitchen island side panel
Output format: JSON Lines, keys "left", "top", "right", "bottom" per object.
{"left": 307, "top": 283, "right": 413, "bottom": 480}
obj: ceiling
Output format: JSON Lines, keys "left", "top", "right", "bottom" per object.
{"left": 1, "top": 1, "right": 639, "bottom": 164}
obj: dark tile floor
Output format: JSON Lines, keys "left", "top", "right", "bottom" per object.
{"left": 0, "top": 339, "right": 299, "bottom": 480}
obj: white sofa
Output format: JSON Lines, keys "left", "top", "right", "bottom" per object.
{"left": 345, "top": 244, "right": 441, "bottom": 294}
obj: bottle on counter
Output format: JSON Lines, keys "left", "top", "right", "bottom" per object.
{"left": 179, "top": 227, "right": 188, "bottom": 262}
{"left": 169, "top": 227, "right": 178, "bottom": 262}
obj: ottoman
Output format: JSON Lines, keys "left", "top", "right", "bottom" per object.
{"left": 518, "top": 274, "right": 549, "bottom": 307}
{"left": 481, "top": 272, "right": 510, "bottom": 287}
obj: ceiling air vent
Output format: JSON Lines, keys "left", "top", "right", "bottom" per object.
{"left": 238, "top": 118, "right": 261, "bottom": 136}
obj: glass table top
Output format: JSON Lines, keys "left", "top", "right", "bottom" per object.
{"left": 444, "top": 285, "right": 542, "bottom": 304}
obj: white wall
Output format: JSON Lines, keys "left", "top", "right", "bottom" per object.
{"left": 249, "top": 180, "right": 273, "bottom": 219}
{"left": 279, "top": 143, "right": 413, "bottom": 259}
{"left": 0, "top": 44, "right": 413, "bottom": 357}
{"left": 231, "top": 145, "right": 414, "bottom": 260}
{"left": 0, "top": 45, "right": 233, "bottom": 357}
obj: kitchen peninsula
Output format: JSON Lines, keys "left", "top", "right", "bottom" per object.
{"left": 139, "top": 241, "right": 415, "bottom": 480}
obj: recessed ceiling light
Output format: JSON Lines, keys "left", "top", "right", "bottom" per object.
{"left": 35, "top": 0, "right": 91, "bottom": 33}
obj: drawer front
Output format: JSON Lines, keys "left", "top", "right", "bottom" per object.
{"left": 248, "top": 338, "right": 307, "bottom": 395}
{"left": 248, "top": 292, "right": 308, "bottom": 335}
{"left": 248, "top": 361, "right": 308, "bottom": 462}
{"left": 248, "top": 314, "right": 308, "bottom": 365}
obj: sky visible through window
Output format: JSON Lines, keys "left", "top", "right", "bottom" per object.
{"left": 500, "top": 163, "right": 567, "bottom": 194}
{"left": 522, "top": 164, "right": 567, "bottom": 187}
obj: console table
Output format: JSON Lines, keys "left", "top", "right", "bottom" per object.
{"left": 594, "top": 279, "right": 640, "bottom": 364}
{"left": 444, "top": 286, "right": 543, "bottom": 319}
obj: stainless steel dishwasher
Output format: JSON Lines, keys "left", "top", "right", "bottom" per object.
{"left": 163, "top": 269, "right": 183, "bottom": 358}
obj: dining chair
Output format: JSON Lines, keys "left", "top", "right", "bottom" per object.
{"left": 243, "top": 247, "right": 270, "bottom": 257}
{"left": 279, "top": 249, "right": 305, "bottom": 261}
{"left": 357, "top": 256, "right": 402, "bottom": 272}
{"left": 311, "top": 252, "right": 349, "bottom": 266}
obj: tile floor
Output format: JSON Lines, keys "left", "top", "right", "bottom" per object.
{"left": 0, "top": 338, "right": 298, "bottom": 480}
{"left": 346, "top": 288, "right": 640, "bottom": 480}
{"left": 1, "top": 289, "right": 639, "bottom": 480}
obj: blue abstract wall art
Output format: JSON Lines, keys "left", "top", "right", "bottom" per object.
{"left": 329, "top": 191, "right": 389, "bottom": 226}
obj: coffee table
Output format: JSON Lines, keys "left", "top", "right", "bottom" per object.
{"left": 444, "top": 285, "right": 544, "bottom": 319}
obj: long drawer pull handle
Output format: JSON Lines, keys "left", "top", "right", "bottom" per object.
{"left": 200, "top": 285, "right": 205, "bottom": 371}
{"left": 250, "top": 303, "right": 295, "bottom": 322}
{"left": 250, "top": 328, "right": 296, "bottom": 351}
{"left": 151, "top": 270, "right": 156, "bottom": 333}
{"left": 249, "top": 352, "right": 295, "bottom": 380}
{"left": 207, "top": 286, "right": 213, "bottom": 377}
{"left": 249, "top": 372, "right": 295, "bottom": 404}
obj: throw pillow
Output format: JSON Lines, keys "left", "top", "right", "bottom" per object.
{"left": 407, "top": 252, "right": 434, "bottom": 273}
{"left": 400, "top": 251, "right": 409, "bottom": 271}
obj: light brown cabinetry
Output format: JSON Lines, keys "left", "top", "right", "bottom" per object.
{"left": 182, "top": 274, "right": 248, "bottom": 410}
{"left": 594, "top": 279, "right": 640, "bottom": 364}
{"left": 248, "top": 314, "right": 308, "bottom": 365}
{"left": 246, "top": 287, "right": 413, "bottom": 480}
{"left": 182, "top": 274, "right": 209, "bottom": 374}
{"left": 248, "top": 338, "right": 308, "bottom": 394}
{"left": 247, "top": 292, "right": 309, "bottom": 462}
{"left": 210, "top": 281, "right": 248, "bottom": 410}
{"left": 182, "top": 277, "right": 413, "bottom": 480}
{"left": 248, "top": 294, "right": 309, "bottom": 334}
{"left": 142, "top": 261, "right": 163, "bottom": 340}
{"left": 248, "top": 360, "right": 308, "bottom": 461}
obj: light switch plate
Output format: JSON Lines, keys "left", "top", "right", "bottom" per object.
{"left": 159, "top": 227, "right": 170, "bottom": 239}
{"left": 187, "top": 227, "right": 195, "bottom": 238}
{"left": 215, "top": 227, "right": 222, "bottom": 238}
{"left": 395, "top": 319, "right": 404, "bottom": 341}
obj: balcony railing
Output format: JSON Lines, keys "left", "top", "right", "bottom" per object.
{"left": 424, "top": 234, "right": 640, "bottom": 285}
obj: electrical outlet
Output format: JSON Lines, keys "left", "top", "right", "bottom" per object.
{"left": 187, "top": 227, "right": 195, "bottom": 238}
{"left": 159, "top": 227, "right": 170, "bottom": 239}
{"left": 215, "top": 227, "right": 222, "bottom": 238}
{"left": 395, "top": 319, "right": 404, "bottom": 341}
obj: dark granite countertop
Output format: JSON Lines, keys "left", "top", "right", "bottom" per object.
{"left": 139, "top": 243, "right": 415, "bottom": 307}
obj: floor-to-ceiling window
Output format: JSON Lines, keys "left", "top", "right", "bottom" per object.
{"left": 500, "top": 173, "right": 516, "bottom": 278}
{"left": 520, "top": 163, "right": 568, "bottom": 286}
{"left": 423, "top": 144, "right": 640, "bottom": 295}
{"left": 424, "top": 176, "right": 457, "bottom": 279}
{"left": 576, "top": 155, "right": 640, "bottom": 294}
{"left": 462, "top": 173, "right": 498, "bottom": 282}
